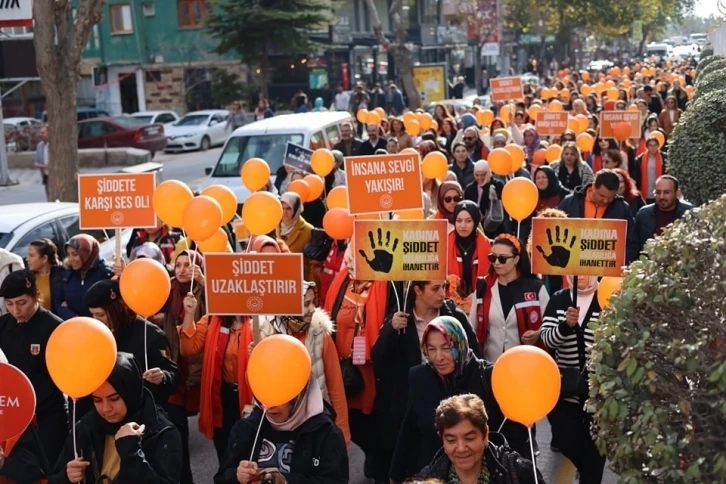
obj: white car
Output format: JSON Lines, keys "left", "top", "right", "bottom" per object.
{"left": 0, "top": 202, "right": 132, "bottom": 262}
{"left": 164, "top": 110, "right": 230, "bottom": 152}
{"left": 4, "top": 117, "right": 43, "bottom": 128}
{"left": 130, "top": 110, "right": 180, "bottom": 129}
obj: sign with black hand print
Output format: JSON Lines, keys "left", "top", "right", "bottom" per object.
{"left": 353, "top": 220, "right": 448, "bottom": 281}
{"left": 531, "top": 218, "right": 627, "bottom": 277}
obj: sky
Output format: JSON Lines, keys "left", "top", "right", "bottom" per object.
{"left": 693, "top": 0, "right": 721, "bottom": 18}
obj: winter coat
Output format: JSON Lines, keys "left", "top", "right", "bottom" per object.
{"left": 633, "top": 200, "right": 693, "bottom": 254}
{"left": 52, "top": 258, "right": 113, "bottom": 320}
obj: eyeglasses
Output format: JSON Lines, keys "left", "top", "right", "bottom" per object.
{"left": 488, "top": 254, "right": 515, "bottom": 264}
{"left": 462, "top": 137, "right": 474, "bottom": 141}
{"left": 444, "top": 196, "right": 462, "bottom": 203}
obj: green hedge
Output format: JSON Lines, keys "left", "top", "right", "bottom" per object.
{"left": 700, "top": 45, "right": 714, "bottom": 58}
{"left": 693, "top": 70, "right": 726, "bottom": 100}
{"left": 590, "top": 195, "right": 726, "bottom": 483}
{"left": 695, "top": 54, "right": 724, "bottom": 74}
{"left": 667, "top": 89, "right": 726, "bottom": 205}
{"left": 695, "top": 58, "right": 726, "bottom": 81}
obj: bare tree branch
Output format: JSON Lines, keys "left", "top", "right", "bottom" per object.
{"left": 73, "top": 0, "right": 105, "bottom": 64}
{"left": 363, "top": 0, "right": 391, "bottom": 49}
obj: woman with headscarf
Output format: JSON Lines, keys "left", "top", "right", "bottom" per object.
{"left": 323, "top": 246, "right": 391, "bottom": 482}
{"left": 278, "top": 192, "right": 314, "bottom": 280}
{"left": 521, "top": 126, "right": 541, "bottom": 168}
{"left": 432, "top": 181, "right": 464, "bottom": 232}
{"left": 312, "top": 97, "right": 327, "bottom": 112}
{"left": 446, "top": 201, "right": 492, "bottom": 314}
{"left": 258, "top": 281, "right": 350, "bottom": 444}
{"left": 214, "top": 372, "right": 348, "bottom": 484}
{"left": 161, "top": 250, "right": 206, "bottom": 484}
{"left": 463, "top": 160, "right": 505, "bottom": 228}
{"left": 50, "top": 352, "right": 182, "bottom": 484}
{"left": 388, "top": 316, "right": 528, "bottom": 482}
{"left": 52, "top": 234, "right": 113, "bottom": 320}
{"left": 541, "top": 275, "right": 607, "bottom": 483}
{"left": 533, "top": 165, "right": 571, "bottom": 215}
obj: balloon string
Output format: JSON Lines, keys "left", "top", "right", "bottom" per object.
{"left": 189, "top": 250, "right": 198, "bottom": 294}
{"left": 517, "top": 221, "right": 521, "bottom": 241}
{"left": 183, "top": 229, "right": 190, "bottom": 251}
{"left": 144, "top": 322, "right": 149, "bottom": 372}
{"left": 246, "top": 235, "right": 252, "bottom": 253}
{"left": 390, "top": 281, "right": 401, "bottom": 313}
{"left": 249, "top": 408, "right": 267, "bottom": 461}
{"left": 72, "top": 398, "right": 78, "bottom": 460}
{"left": 497, "top": 417, "right": 507, "bottom": 433}
{"left": 528, "top": 426, "right": 539, "bottom": 484}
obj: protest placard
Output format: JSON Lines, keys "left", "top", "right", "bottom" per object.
{"left": 600, "top": 110, "right": 642, "bottom": 140}
{"left": 535, "top": 112, "right": 569, "bottom": 136}
{"left": 78, "top": 173, "right": 157, "bottom": 229}
{"left": 283, "top": 142, "right": 314, "bottom": 173}
{"left": 490, "top": 76, "right": 524, "bottom": 102}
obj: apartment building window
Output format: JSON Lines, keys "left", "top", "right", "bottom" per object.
{"left": 110, "top": 4, "right": 134, "bottom": 34}
{"left": 178, "top": 0, "right": 207, "bottom": 28}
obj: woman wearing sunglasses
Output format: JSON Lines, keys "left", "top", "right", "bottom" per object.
{"left": 468, "top": 234, "right": 550, "bottom": 362}
{"left": 432, "top": 181, "right": 464, "bottom": 232}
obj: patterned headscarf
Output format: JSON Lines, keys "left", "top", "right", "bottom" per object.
{"left": 421, "top": 316, "right": 471, "bottom": 387}
{"left": 65, "top": 234, "right": 100, "bottom": 276}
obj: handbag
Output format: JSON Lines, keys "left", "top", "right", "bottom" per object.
{"left": 483, "top": 185, "right": 504, "bottom": 232}
{"left": 559, "top": 323, "right": 589, "bottom": 399}
{"left": 339, "top": 357, "right": 364, "bottom": 398}
{"left": 303, "top": 228, "right": 333, "bottom": 261}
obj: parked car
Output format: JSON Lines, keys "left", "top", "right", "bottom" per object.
{"left": 4, "top": 117, "right": 43, "bottom": 128}
{"left": 0, "top": 202, "right": 132, "bottom": 261}
{"left": 41, "top": 106, "right": 110, "bottom": 123}
{"left": 130, "top": 110, "right": 180, "bottom": 128}
{"left": 77, "top": 117, "right": 167, "bottom": 155}
{"left": 164, "top": 109, "right": 230, "bottom": 152}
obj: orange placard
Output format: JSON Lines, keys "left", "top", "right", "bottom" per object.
{"left": 535, "top": 112, "right": 569, "bottom": 136}
{"left": 600, "top": 111, "right": 642, "bottom": 140}
{"left": 78, "top": 173, "right": 157, "bottom": 229}
{"left": 490, "top": 76, "right": 524, "bottom": 102}
{"left": 0, "top": 362, "right": 36, "bottom": 441}
{"left": 344, "top": 153, "right": 423, "bottom": 214}
{"left": 204, "top": 253, "right": 304, "bottom": 316}
{"left": 353, "top": 219, "right": 448, "bottom": 281}
{"left": 531, "top": 218, "right": 626, "bottom": 277}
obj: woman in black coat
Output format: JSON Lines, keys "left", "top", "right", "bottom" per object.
{"left": 389, "top": 316, "right": 529, "bottom": 483}
{"left": 214, "top": 374, "right": 348, "bottom": 484}
{"left": 49, "top": 352, "right": 182, "bottom": 484}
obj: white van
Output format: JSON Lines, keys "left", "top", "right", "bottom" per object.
{"left": 198, "top": 111, "right": 354, "bottom": 205}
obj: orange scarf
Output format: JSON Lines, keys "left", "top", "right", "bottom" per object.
{"left": 446, "top": 230, "right": 492, "bottom": 292}
{"left": 592, "top": 154, "right": 603, "bottom": 173}
{"left": 636, "top": 138, "right": 647, "bottom": 157}
{"left": 640, "top": 151, "right": 663, "bottom": 195}
{"left": 198, "top": 315, "right": 253, "bottom": 439}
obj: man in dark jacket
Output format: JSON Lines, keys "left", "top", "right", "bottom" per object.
{"left": 558, "top": 169, "right": 639, "bottom": 263}
{"left": 634, "top": 175, "right": 693, "bottom": 254}
{"left": 358, "top": 124, "right": 387, "bottom": 156}
{"left": 332, "top": 122, "right": 362, "bottom": 157}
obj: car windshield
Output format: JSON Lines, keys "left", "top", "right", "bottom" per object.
{"left": 131, "top": 115, "right": 154, "bottom": 124}
{"left": 212, "top": 133, "right": 305, "bottom": 177}
{"left": 0, "top": 232, "right": 10, "bottom": 248}
{"left": 176, "top": 115, "right": 209, "bottom": 126}
{"left": 113, "top": 116, "right": 145, "bottom": 127}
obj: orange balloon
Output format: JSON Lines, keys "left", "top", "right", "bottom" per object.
{"left": 579, "top": 84, "right": 592, "bottom": 96}
{"left": 403, "top": 112, "right": 416, "bottom": 124}
{"left": 374, "top": 107, "right": 386, "bottom": 120}
{"left": 366, "top": 110, "right": 381, "bottom": 125}
{"left": 650, "top": 130, "right": 665, "bottom": 148}
{"left": 323, "top": 207, "right": 354, "bottom": 240}
{"left": 183, "top": 195, "right": 222, "bottom": 242}
{"left": 505, "top": 144, "right": 525, "bottom": 172}
{"left": 532, "top": 149, "right": 547, "bottom": 165}
{"left": 610, "top": 67, "right": 621, "bottom": 77}
{"left": 560, "top": 88, "right": 571, "bottom": 100}
{"left": 422, "top": 151, "right": 448, "bottom": 179}
{"left": 240, "top": 158, "right": 271, "bottom": 192}
{"left": 502, "top": 177, "right": 538, "bottom": 221}
{"left": 242, "top": 191, "right": 283, "bottom": 236}
{"left": 548, "top": 100, "right": 563, "bottom": 112}
{"left": 575, "top": 114, "right": 589, "bottom": 133}
{"left": 567, "top": 116, "right": 580, "bottom": 134}
{"left": 248, "top": 334, "right": 311, "bottom": 407}
{"left": 488, "top": 148, "right": 513, "bottom": 176}
{"left": 540, "top": 88, "right": 553, "bottom": 100}
{"left": 623, "top": 66, "right": 631, "bottom": 75}
{"left": 606, "top": 87, "right": 619, "bottom": 101}
{"left": 310, "top": 149, "right": 336, "bottom": 177}
{"left": 46, "top": 317, "right": 117, "bottom": 399}
{"left": 356, "top": 109, "right": 369, "bottom": 123}
{"left": 605, "top": 80, "right": 616, "bottom": 89}
{"left": 287, "top": 179, "right": 311, "bottom": 202}
{"left": 419, "top": 113, "right": 434, "bottom": 130}
{"left": 201, "top": 184, "right": 237, "bottom": 224}
{"left": 476, "top": 109, "right": 494, "bottom": 126}
{"left": 431, "top": 120, "right": 439, "bottom": 131}
{"left": 627, "top": 104, "right": 639, "bottom": 112}
{"left": 545, "top": 144, "right": 562, "bottom": 163}
{"left": 400, "top": 147, "right": 419, "bottom": 155}
{"left": 576, "top": 133, "right": 594, "bottom": 153}
{"left": 492, "top": 346, "right": 560, "bottom": 426}
{"left": 594, "top": 82, "right": 606, "bottom": 95}
{"left": 613, "top": 121, "right": 632, "bottom": 142}
{"left": 597, "top": 276, "right": 623, "bottom": 309}
{"left": 581, "top": 71, "right": 590, "bottom": 81}
{"left": 326, "top": 186, "right": 348, "bottom": 209}
{"left": 119, "top": 258, "right": 171, "bottom": 317}
{"left": 499, "top": 105, "right": 511, "bottom": 123}
{"left": 303, "top": 174, "right": 325, "bottom": 201}
{"left": 527, "top": 104, "right": 542, "bottom": 120}
{"left": 153, "top": 180, "right": 193, "bottom": 228}
{"left": 404, "top": 119, "right": 421, "bottom": 136}
{"left": 394, "top": 209, "right": 424, "bottom": 220}
{"left": 198, "top": 227, "right": 229, "bottom": 253}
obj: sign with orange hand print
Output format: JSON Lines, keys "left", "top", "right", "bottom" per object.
{"left": 204, "top": 253, "right": 304, "bottom": 316}
{"left": 530, "top": 218, "right": 626, "bottom": 277}
{"left": 353, "top": 220, "right": 448, "bottom": 281}
{"left": 344, "top": 153, "right": 423, "bottom": 215}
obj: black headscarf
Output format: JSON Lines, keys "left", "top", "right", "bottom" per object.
{"left": 453, "top": 200, "right": 481, "bottom": 293}
{"left": 536, "top": 165, "right": 569, "bottom": 199}
{"left": 95, "top": 352, "right": 145, "bottom": 435}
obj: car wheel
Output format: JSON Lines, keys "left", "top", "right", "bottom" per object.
{"left": 200, "top": 136, "right": 211, "bottom": 151}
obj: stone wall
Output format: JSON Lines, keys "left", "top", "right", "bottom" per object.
{"left": 143, "top": 62, "right": 248, "bottom": 113}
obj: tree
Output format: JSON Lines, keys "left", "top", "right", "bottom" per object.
{"left": 457, "top": 0, "right": 500, "bottom": 95}
{"left": 589, "top": 195, "right": 726, "bottom": 482}
{"left": 363, "top": 0, "right": 421, "bottom": 110}
{"left": 211, "top": 69, "right": 252, "bottom": 106}
{"left": 33, "top": 0, "right": 104, "bottom": 202}
{"left": 206, "top": 0, "right": 334, "bottom": 99}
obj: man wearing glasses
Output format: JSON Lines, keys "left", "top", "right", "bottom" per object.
{"left": 633, "top": 175, "right": 692, "bottom": 254}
